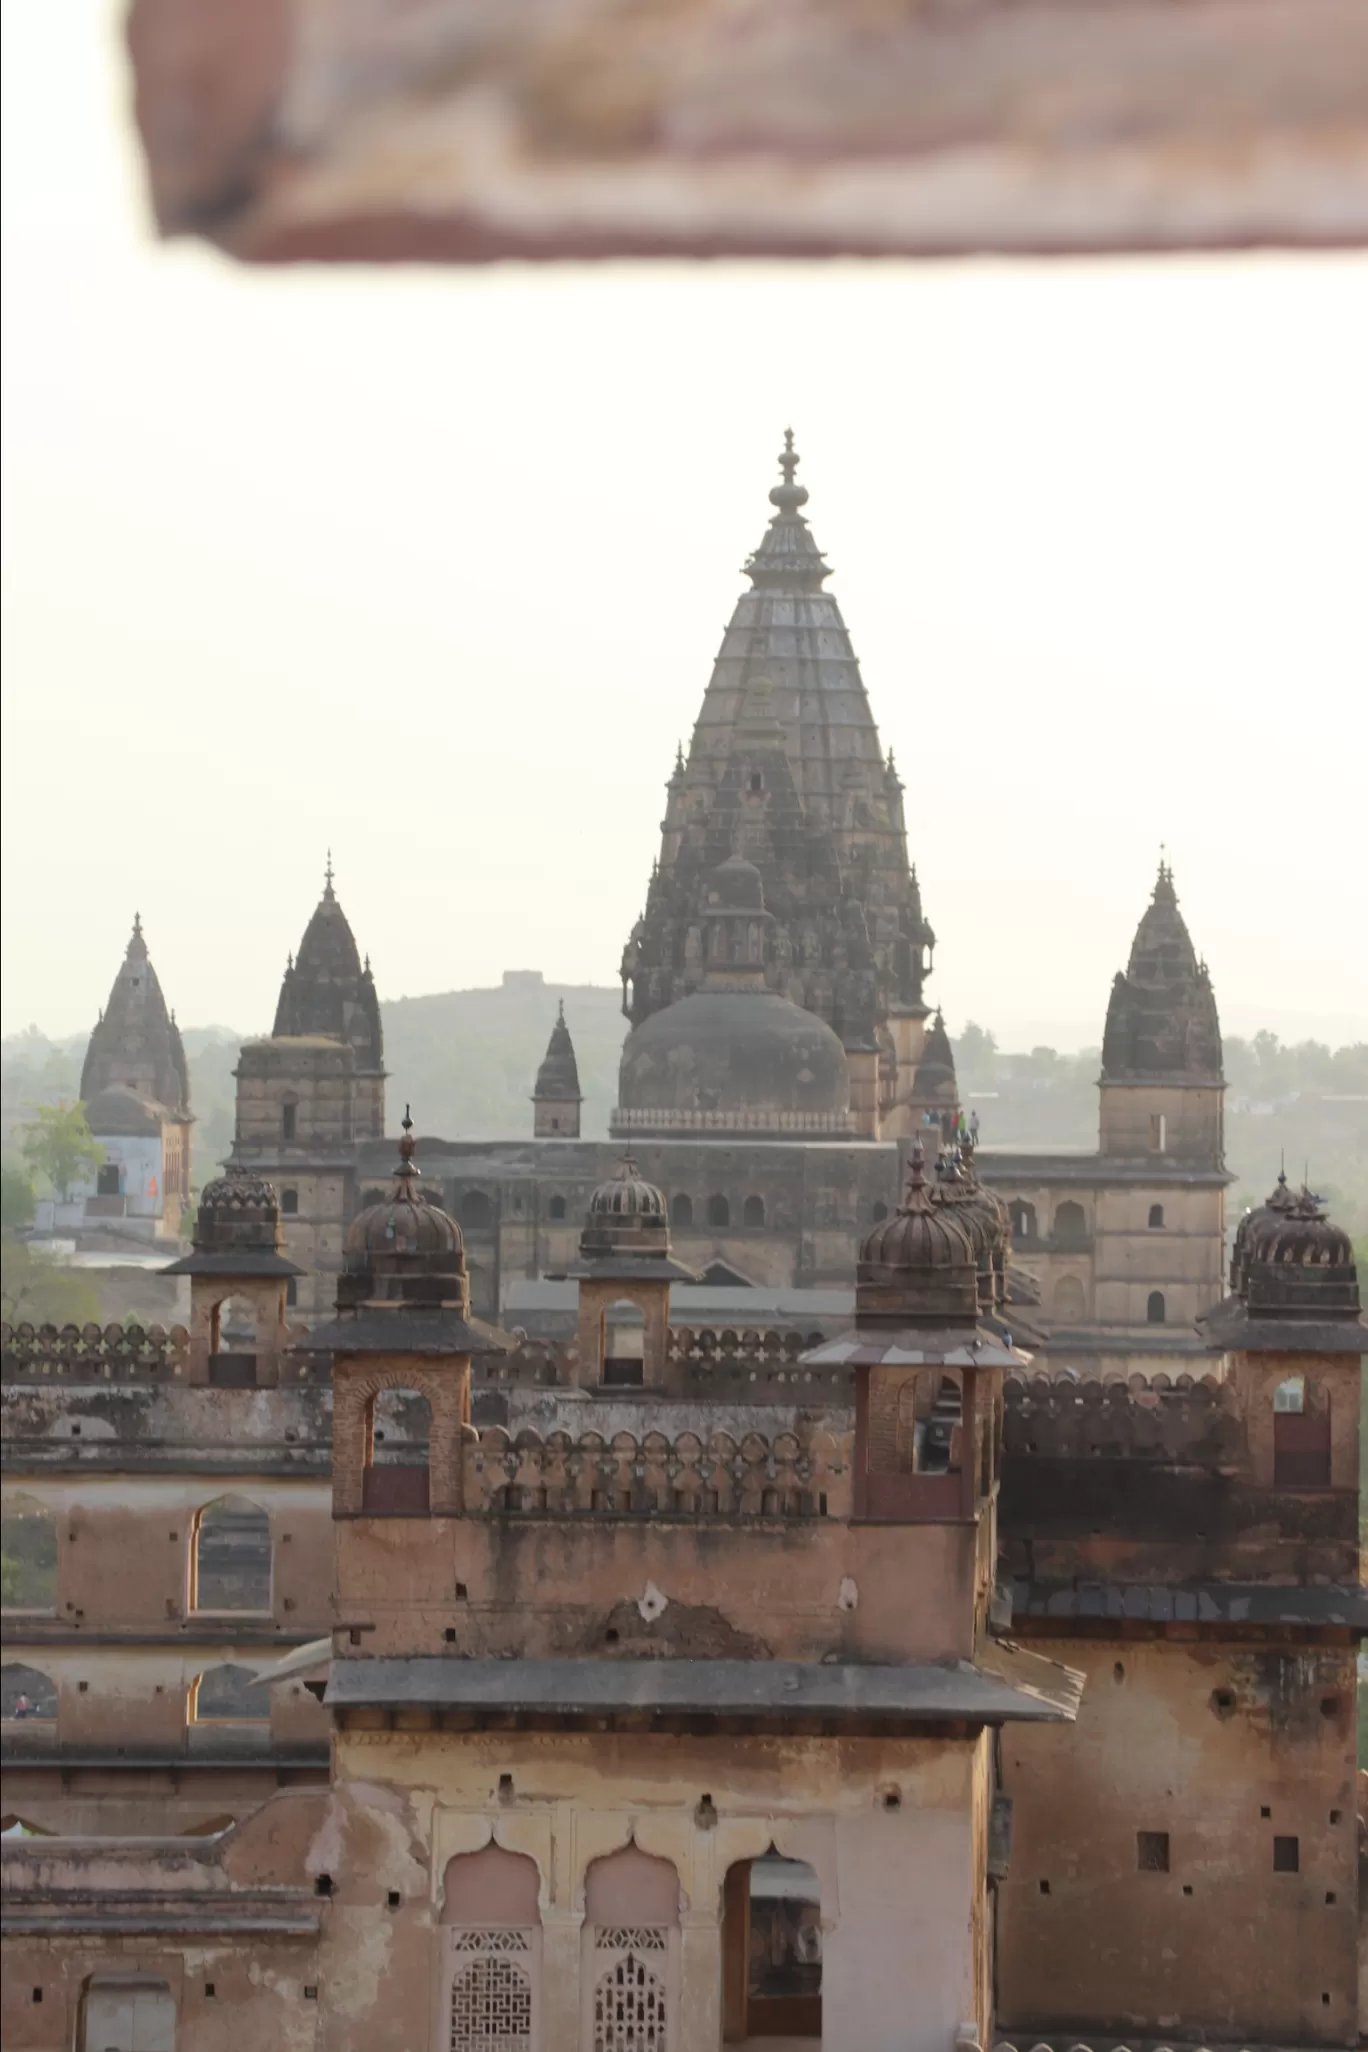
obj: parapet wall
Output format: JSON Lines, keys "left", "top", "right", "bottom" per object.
{"left": 461, "top": 1424, "right": 851, "bottom": 1519}
{"left": 1003, "top": 1372, "right": 1245, "bottom": 1466}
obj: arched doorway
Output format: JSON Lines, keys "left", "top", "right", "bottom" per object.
{"left": 80, "top": 1974, "right": 176, "bottom": 2052}
{"left": 602, "top": 1300, "right": 646, "bottom": 1388}
{"left": 722, "top": 1852, "right": 822, "bottom": 2042}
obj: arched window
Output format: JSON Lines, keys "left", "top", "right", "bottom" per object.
{"left": 1009, "top": 1199, "right": 1037, "bottom": 1242}
{"left": 80, "top": 1974, "right": 176, "bottom": 2052}
{"left": 1147, "top": 1291, "right": 1167, "bottom": 1325}
{"left": 460, "top": 1190, "right": 494, "bottom": 1231}
{"left": 583, "top": 1846, "right": 679, "bottom": 2051}
{"left": 707, "top": 1193, "right": 731, "bottom": 1230}
{"left": 670, "top": 1192, "right": 694, "bottom": 1228}
{"left": 743, "top": 1194, "right": 766, "bottom": 1229}
{"left": 209, "top": 1296, "right": 257, "bottom": 1354}
{"left": 548, "top": 1194, "right": 567, "bottom": 1221}
{"left": 281, "top": 1101, "right": 297, "bottom": 1142}
{"left": 2, "top": 1663, "right": 58, "bottom": 1720}
{"left": 363, "top": 1386, "right": 433, "bottom": 1513}
{"left": 191, "top": 1663, "right": 269, "bottom": 1722}
{"left": 440, "top": 1844, "right": 541, "bottom": 2052}
{"left": 1053, "top": 1201, "right": 1088, "bottom": 1245}
{"left": 871, "top": 1201, "right": 888, "bottom": 1223}
{"left": 1274, "top": 1375, "right": 1306, "bottom": 1414}
{"left": 723, "top": 1853, "right": 822, "bottom": 2043}
{"left": 1053, "top": 1275, "right": 1087, "bottom": 1324}
{"left": 192, "top": 1496, "right": 272, "bottom": 1612}
{"left": 603, "top": 1301, "right": 646, "bottom": 1388}
{"left": 1148, "top": 1203, "right": 1165, "bottom": 1229}
{"left": 0, "top": 1494, "right": 57, "bottom": 1612}
{"left": 281, "top": 1188, "right": 299, "bottom": 1215}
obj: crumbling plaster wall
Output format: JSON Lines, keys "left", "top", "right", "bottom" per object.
{"left": 997, "top": 1634, "right": 1359, "bottom": 2041}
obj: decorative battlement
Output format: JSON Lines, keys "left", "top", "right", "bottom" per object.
{"left": 1, "top": 1321, "right": 329, "bottom": 1388}
{"left": 3, "top": 1321, "right": 190, "bottom": 1383}
{"left": 1003, "top": 1371, "right": 1243, "bottom": 1465}
{"left": 462, "top": 1424, "right": 850, "bottom": 1518}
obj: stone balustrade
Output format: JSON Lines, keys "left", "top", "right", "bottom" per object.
{"left": 462, "top": 1424, "right": 851, "bottom": 1518}
{"left": 1002, "top": 1371, "right": 1244, "bottom": 1464}
{"left": 2, "top": 1321, "right": 190, "bottom": 1383}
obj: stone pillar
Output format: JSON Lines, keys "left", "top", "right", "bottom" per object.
{"left": 540, "top": 1908, "right": 584, "bottom": 2052}
{"left": 678, "top": 1911, "right": 723, "bottom": 2052}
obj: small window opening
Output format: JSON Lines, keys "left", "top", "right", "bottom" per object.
{"left": 548, "top": 1194, "right": 567, "bottom": 1221}
{"left": 1182, "top": 1884, "right": 1193, "bottom": 1896}
{"left": 315, "top": 1874, "right": 333, "bottom": 1896}
{"left": 387, "top": 1889, "right": 401, "bottom": 1908}
{"left": 1211, "top": 1687, "right": 1236, "bottom": 1717}
{"left": 1330, "top": 1809, "right": 1343, "bottom": 1824}
{"left": 1274, "top": 1375, "right": 1306, "bottom": 1414}
{"left": 1273, "top": 1836, "right": 1299, "bottom": 1873}
{"left": 1147, "top": 1290, "right": 1166, "bottom": 1324}
{"left": 281, "top": 1187, "right": 298, "bottom": 1214}
{"left": 205, "top": 1984, "right": 216, "bottom": 1998}
{"left": 742, "top": 1194, "right": 766, "bottom": 1228}
{"left": 748, "top": 772, "right": 763, "bottom": 793}
{"left": 281, "top": 1102, "right": 297, "bottom": 1141}
{"left": 444, "top": 1627, "right": 457, "bottom": 1643}
{"left": 707, "top": 1193, "right": 731, "bottom": 1229}
{"left": 671, "top": 1192, "right": 694, "bottom": 1227}
{"left": 1137, "top": 1831, "right": 1170, "bottom": 1872}
{"left": 1038, "top": 1879, "right": 1050, "bottom": 1895}
{"left": 1260, "top": 1805, "right": 1271, "bottom": 1818}
{"left": 1149, "top": 1112, "right": 1167, "bottom": 1151}
{"left": 285, "top": 1277, "right": 297, "bottom": 1307}
{"left": 1148, "top": 1203, "right": 1165, "bottom": 1228}
{"left": 498, "top": 1773, "right": 514, "bottom": 1802}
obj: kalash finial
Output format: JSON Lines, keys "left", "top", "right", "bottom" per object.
{"left": 902, "top": 1138, "right": 929, "bottom": 1206}
{"left": 324, "top": 848, "right": 335, "bottom": 897}
{"left": 396, "top": 1105, "right": 419, "bottom": 1179}
{"left": 769, "top": 426, "right": 809, "bottom": 513}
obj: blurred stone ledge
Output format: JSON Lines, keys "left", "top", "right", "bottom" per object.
{"left": 127, "top": 0, "right": 1368, "bottom": 263}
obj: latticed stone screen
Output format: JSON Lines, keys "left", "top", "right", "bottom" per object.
{"left": 592, "top": 1929, "right": 669, "bottom": 2052}
{"left": 447, "top": 1933, "right": 533, "bottom": 2052}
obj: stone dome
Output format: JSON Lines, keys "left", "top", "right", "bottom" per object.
{"left": 339, "top": 1113, "right": 468, "bottom": 1308}
{"left": 616, "top": 988, "right": 851, "bottom": 1136}
{"left": 929, "top": 1147, "right": 1008, "bottom": 1310}
{"left": 856, "top": 1145, "right": 981, "bottom": 1328}
{"left": 1241, "top": 1189, "right": 1360, "bottom": 1321}
{"left": 579, "top": 1154, "right": 672, "bottom": 1264}
{"left": 194, "top": 1165, "right": 282, "bottom": 1254}
{"left": 1229, "top": 1170, "right": 1298, "bottom": 1293}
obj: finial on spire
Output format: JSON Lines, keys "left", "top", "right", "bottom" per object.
{"left": 674, "top": 740, "right": 685, "bottom": 774}
{"left": 132, "top": 911, "right": 142, "bottom": 938}
{"left": 779, "top": 427, "right": 798, "bottom": 487}
{"left": 396, "top": 1104, "right": 418, "bottom": 1175}
{"left": 324, "top": 849, "right": 335, "bottom": 896}
{"left": 904, "top": 1139, "right": 927, "bottom": 1202}
{"left": 557, "top": 998, "right": 566, "bottom": 1023}
{"left": 286, "top": 949, "right": 294, "bottom": 972}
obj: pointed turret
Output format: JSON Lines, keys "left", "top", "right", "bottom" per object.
{"left": 620, "top": 432, "right": 934, "bottom": 1116}
{"left": 532, "top": 1002, "right": 583, "bottom": 1138}
{"left": 1101, "top": 862, "right": 1222, "bottom": 1082}
{"left": 1099, "top": 862, "right": 1225, "bottom": 1168}
{"left": 80, "top": 914, "right": 190, "bottom": 1115}
{"left": 273, "top": 858, "right": 383, "bottom": 1071}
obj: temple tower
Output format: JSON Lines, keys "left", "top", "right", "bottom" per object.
{"left": 531, "top": 1002, "right": 582, "bottom": 1138}
{"left": 620, "top": 433, "right": 936, "bottom": 1131}
{"left": 232, "top": 862, "right": 385, "bottom": 1316}
{"left": 78, "top": 914, "right": 193, "bottom": 1236}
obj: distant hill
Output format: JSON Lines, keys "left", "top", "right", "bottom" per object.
{"left": 3, "top": 990, "right": 1362, "bottom": 1230}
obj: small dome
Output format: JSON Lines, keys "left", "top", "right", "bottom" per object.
{"left": 1241, "top": 1188, "right": 1360, "bottom": 1320}
{"left": 856, "top": 1145, "right": 981, "bottom": 1328}
{"left": 588, "top": 1155, "right": 666, "bottom": 1224}
{"left": 580, "top": 1155, "right": 671, "bottom": 1265}
{"left": 929, "top": 1146, "right": 1009, "bottom": 1311}
{"left": 339, "top": 1112, "right": 468, "bottom": 1308}
{"left": 1229, "top": 1170, "right": 1298, "bottom": 1292}
{"left": 191, "top": 1164, "right": 284, "bottom": 1256}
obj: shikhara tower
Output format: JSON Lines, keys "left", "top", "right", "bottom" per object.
{"left": 619, "top": 432, "right": 939, "bottom": 1138}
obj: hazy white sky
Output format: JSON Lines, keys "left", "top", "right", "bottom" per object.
{"left": 3, "top": 2, "right": 1366, "bottom": 1053}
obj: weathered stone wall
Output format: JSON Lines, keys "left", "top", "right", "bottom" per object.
{"left": 997, "top": 1634, "right": 1359, "bottom": 2041}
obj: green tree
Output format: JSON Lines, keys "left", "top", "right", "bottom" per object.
{"left": 1, "top": 1159, "right": 36, "bottom": 1231}
{"left": 18, "top": 1102, "right": 102, "bottom": 1201}
{"left": 1, "top": 1240, "right": 101, "bottom": 1328}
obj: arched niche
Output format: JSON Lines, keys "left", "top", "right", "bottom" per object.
{"left": 1053, "top": 1200, "right": 1088, "bottom": 1245}
{"left": 603, "top": 1299, "right": 646, "bottom": 1388}
{"left": 1053, "top": 1275, "right": 1087, "bottom": 1324}
{"left": 582, "top": 1845, "right": 680, "bottom": 2051}
{"left": 742, "top": 1194, "right": 766, "bottom": 1228}
{"left": 670, "top": 1192, "right": 694, "bottom": 1229}
{"left": 0, "top": 1492, "right": 57, "bottom": 1612}
{"left": 191, "top": 1494, "right": 272, "bottom": 1613}
{"left": 440, "top": 1843, "right": 541, "bottom": 2052}
{"left": 191, "top": 1662, "right": 270, "bottom": 1723}
{"left": 1, "top": 1662, "right": 57, "bottom": 1721}
{"left": 1147, "top": 1289, "right": 1167, "bottom": 1325}
{"left": 707, "top": 1193, "right": 731, "bottom": 1230}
